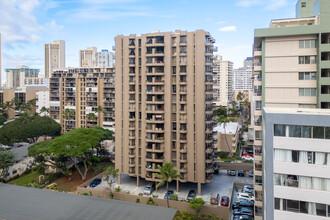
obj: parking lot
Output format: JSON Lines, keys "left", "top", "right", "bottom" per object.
{"left": 96, "top": 169, "right": 253, "bottom": 205}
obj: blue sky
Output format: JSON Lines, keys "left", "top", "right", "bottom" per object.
{"left": 0, "top": 0, "right": 298, "bottom": 82}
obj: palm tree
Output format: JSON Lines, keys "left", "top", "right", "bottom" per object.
{"left": 87, "top": 113, "right": 97, "bottom": 126}
{"left": 63, "top": 108, "right": 75, "bottom": 120}
{"left": 217, "top": 115, "right": 235, "bottom": 157}
{"left": 2, "top": 101, "right": 13, "bottom": 119}
{"left": 103, "top": 166, "right": 119, "bottom": 199}
{"left": 95, "top": 105, "right": 104, "bottom": 126}
{"left": 154, "top": 162, "right": 180, "bottom": 208}
{"left": 40, "top": 106, "right": 50, "bottom": 116}
{"left": 11, "top": 98, "right": 22, "bottom": 111}
{"left": 236, "top": 92, "right": 245, "bottom": 102}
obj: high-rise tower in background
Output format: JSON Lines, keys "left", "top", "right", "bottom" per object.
{"left": 213, "top": 55, "right": 233, "bottom": 107}
{"left": 252, "top": 0, "right": 330, "bottom": 219}
{"left": 114, "top": 30, "right": 217, "bottom": 194}
{"left": 45, "top": 40, "right": 65, "bottom": 78}
{"left": 80, "top": 47, "right": 114, "bottom": 68}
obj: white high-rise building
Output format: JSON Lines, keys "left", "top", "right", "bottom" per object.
{"left": 36, "top": 90, "right": 50, "bottom": 116}
{"left": 263, "top": 107, "right": 330, "bottom": 220}
{"left": 233, "top": 68, "right": 253, "bottom": 90}
{"left": 6, "top": 65, "right": 39, "bottom": 88}
{"left": 80, "top": 47, "right": 114, "bottom": 68}
{"left": 44, "top": 40, "right": 65, "bottom": 78}
{"left": 213, "top": 55, "right": 233, "bottom": 107}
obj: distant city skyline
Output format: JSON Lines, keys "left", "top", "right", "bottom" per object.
{"left": 0, "top": 0, "right": 298, "bottom": 82}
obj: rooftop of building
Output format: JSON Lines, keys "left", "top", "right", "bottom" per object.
{"left": 0, "top": 183, "right": 177, "bottom": 220}
{"left": 213, "top": 122, "right": 239, "bottom": 134}
{"left": 264, "top": 107, "right": 330, "bottom": 115}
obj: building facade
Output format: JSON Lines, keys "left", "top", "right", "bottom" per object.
{"left": 263, "top": 107, "right": 330, "bottom": 220}
{"left": 49, "top": 67, "right": 115, "bottom": 133}
{"left": 213, "top": 122, "right": 239, "bottom": 156}
{"left": 213, "top": 55, "right": 233, "bottom": 107}
{"left": 6, "top": 66, "right": 39, "bottom": 88}
{"left": 80, "top": 47, "right": 114, "bottom": 68}
{"left": 36, "top": 90, "right": 50, "bottom": 116}
{"left": 0, "top": 87, "right": 49, "bottom": 119}
{"left": 45, "top": 40, "right": 65, "bottom": 78}
{"left": 233, "top": 68, "right": 253, "bottom": 91}
{"left": 114, "top": 30, "right": 217, "bottom": 194}
{"left": 252, "top": 0, "right": 330, "bottom": 218}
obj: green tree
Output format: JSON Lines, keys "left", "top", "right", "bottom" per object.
{"left": 95, "top": 105, "right": 104, "bottom": 126}
{"left": 103, "top": 165, "right": 119, "bottom": 199}
{"left": 63, "top": 108, "right": 75, "bottom": 120}
{"left": 154, "top": 162, "right": 180, "bottom": 208}
{"left": 243, "top": 99, "right": 250, "bottom": 110}
{"left": 236, "top": 92, "right": 245, "bottom": 102}
{"left": 87, "top": 113, "right": 97, "bottom": 122}
{"left": 0, "top": 115, "right": 61, "bottom": 146}
{"left": 31, "top": 127, "right": 109, "bottom": 180}
{"left": 213, "top": 105, "right": 227, "bottom": 118}
{"left": 2, "top": 101, "right": 13, "bottom": 119}
{"left": 217, "top": 115, "right": 236, "bottom": 157}
{"left": 0, "top": 150, "right": 15, "bottom": 182}
{"left": 174, "top": 210, "right": 197, "bottom": 220}
{"left": 190, "top": 198, "right": 205, "bottom": 219}
{"left": 40, "top": 106, "right": 50, "bottom": 116}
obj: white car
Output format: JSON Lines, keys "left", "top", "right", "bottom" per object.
{"left": 241, "top": 156, "right": 254, "bottom": 161}
{"left": 237, "top": 192, "right": 255, "bottom": 202}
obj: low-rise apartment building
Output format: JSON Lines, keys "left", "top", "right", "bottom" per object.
{"left": 213, "top": 122, "right": 239, "bottom": 156}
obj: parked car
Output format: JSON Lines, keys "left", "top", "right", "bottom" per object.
{"left": 238, "top": 170, "right": 245, "bottom": 177}
{"left": 241, "top": 156, "right": 253, "bottom": 161}
{"left": 232, "top": 201, "right": 254, "bottom": 209}
{"left": 233, "top": 207, "right": 254, "bottom": 216}
{"left": 248, "top": 170, "right": 253, "bottom": 177}
{"left": 242, "top": 187, "right": 254, "bottom": 194}
{"left": 237, "top": 192, "right": 255, "bottom": 202}
{"left": 210, "top": 193, "right": 220, "bottom": 205}
{"left": 220, "top": 196, "right": 229, "bottom": 207}
{"left": 228, "top": 170, "right": 236, "bottom": 176}
{"left": 164, "top": 190, "right": 174, "bottom": 200}
{"left": 243, "top": 185, "right": 254, "bottom": 190}
{"left": 89, "top": 178, "right": 102, "bottom": 187}
{"left": 239, "top": 215, "right": 254, "bottom": 220}
{"left": 187, "top": 190, "right": 196, "bottom": 201}
{"left": 233, "top": 215, "right": 241, "bottom": 220}
{"left": 143, "top": 182, "right": 156, "bottom": 195}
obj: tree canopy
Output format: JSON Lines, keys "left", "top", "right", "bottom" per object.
{"left": 0, "top": 115, "right": 61, "bottom": 146}
{"left": 28, "top": 127, "right": 112, "bottom": 180}
{"left": 0, "top": 150, "right": 15, "bottom": 182}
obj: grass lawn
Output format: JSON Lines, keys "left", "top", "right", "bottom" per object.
{"left": 8, "top": 171, "right": 40, "bottom": 186}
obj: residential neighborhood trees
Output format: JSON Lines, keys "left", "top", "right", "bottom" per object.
{"left": 28, "top": 127, "right": 112, "bottom": 180}
{"left": 103, "top": 165, "right": 119, "bottom": 199}
{"left": 0, "top": 150, "right": 15, "bottom": 182}
{"left": 0, "top": 115, "right": 61, "bottom": 146}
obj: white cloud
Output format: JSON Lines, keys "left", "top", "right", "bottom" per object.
{"left": 219, "top": 26, "right": 237, "bottom": 32}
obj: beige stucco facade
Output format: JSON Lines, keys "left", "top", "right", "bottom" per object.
{"left": 114, "top": 30, "right": 217, "bottom": 193}
{"left": 45, "top": 40, "right": 65, "bottom": 78}
{"left": 213, "top": 123, "right": 239, "bottom": 156}
{"left": 49, "top": 68, "right": 115, "bottom": 133}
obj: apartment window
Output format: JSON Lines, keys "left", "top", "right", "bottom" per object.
{"left": 255, "top": 101, "right": 262, "bottom": 110}
{"left": 301, "top": 2, "right": 306, "bottom": 7}
{"left": 129, "top": 39, "right": 135, "bottom": 46}
{"left": 274, "top": 124, "right": 286, "bottom": 137}
{"left": 146, "top": 57, "right": 152, "bottom": 64}
{"left": 129, "top": 49, "right": 135, "bottom": 56}
{"left": 299, "top": 88, "right": 316, "bottom": 96}
{"left": 299, "top": 72, "right": 316, "bottom": 80}
{"left": 180, "top": 66, "right": 187, "bottom": 73}
{"left": 180, "top": 56, "right": 187, "bottom": 64}
{"left": 172, "top": 66, "right": 176, "bottom": 74}
{"left": 299, "top": 39, "right": 316, "bottom": 48}
{"left": 180, "top": 46, "right": 187, "bottom": 53}
{"left": 289, "top": 125, "right": 301, "bottom": 137}
{"left": 313, "top": 126, "right": 325, "bottom": 139}
{"left": 129, "top": 58, "right": 135, "bottom": 64}
{"left": 255, "top": 131, "right": 262, "bottom": 140}
{"left": 299, "top": 56, "right": 316, "bottom": 64}
{"left": 180, "top": 36, "right": 187, "bottom": 43}
{"left": 302, "top": 126, "right": 312, "bottom": 138}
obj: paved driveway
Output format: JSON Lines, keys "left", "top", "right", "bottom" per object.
{"left": 97, "top": 170, "right": 252, "bottom": 205}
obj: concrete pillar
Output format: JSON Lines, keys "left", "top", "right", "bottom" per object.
{"left": 137, "top": 175, "right": 139, "bottom": 187}
{"left": 176, "top": 180, "right": 179, "bottom": 192}
{"left": 118, "top": 173, "right": 121, "bottom": 185}
{"left": 198, "top": 182, "right": 202, "bottom": 195}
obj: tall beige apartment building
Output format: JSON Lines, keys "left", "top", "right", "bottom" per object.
{"left": 45, "top": 40, "right": 65, "bottom": 78}
{"left": 252, "top": 0, "right": 330, "bottom": 218}
{"left": 49, "top": 67, "right": 115, "bottom": 133}
{"left": 114, "top": 30, "right": 217, "bottom": 194}
{"left": 213, "top": 55, "right": 233, "bottom": 107}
